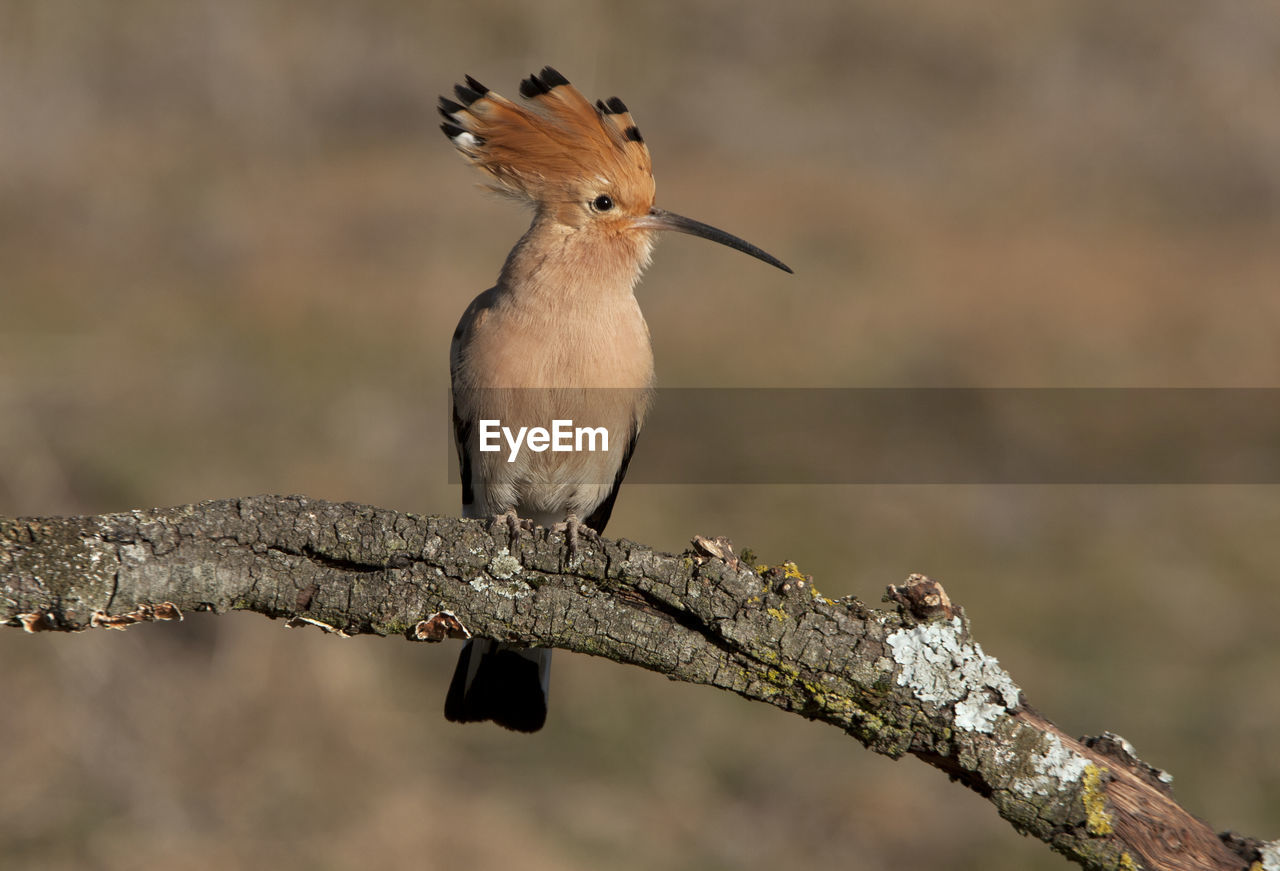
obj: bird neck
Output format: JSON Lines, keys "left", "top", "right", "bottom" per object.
{"left": 496, "top": 215, "right": 653, "bottom": 306}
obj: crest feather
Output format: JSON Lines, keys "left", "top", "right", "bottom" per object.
{"left": 440, "top": 66, "right": 654, "bottom": 208}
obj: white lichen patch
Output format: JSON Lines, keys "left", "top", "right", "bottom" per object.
{"left": 487, "top": 551, "right": 522, "bottom": 580}
{"left": 469, "top": 575, "right": 532, "bottom": 599}
{"left": 1257, "top": 839, "right": 1280, "bottom": 871}
{"left": 954, "top": 692, "right": 1007, "bottom": 733}
{"left": 886, "top": 616, "right": 1020, "bottom": 733}
{"left": 1011, "top": 732, "right": 1091, "bottom": 798}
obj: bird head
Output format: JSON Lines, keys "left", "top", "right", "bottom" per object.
{"left": 440, "top": 67, "right": 791, "bottom": 275}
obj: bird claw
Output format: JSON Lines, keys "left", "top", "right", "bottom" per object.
{"left": 552, "top": 513, "right": 597, "bottom": 565}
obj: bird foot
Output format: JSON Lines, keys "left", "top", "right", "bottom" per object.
{"left": 552, "top": 513, "right": 598, "bottom": 565}
{"left": 492, "top": 509, "right": 533, "bottom": 551}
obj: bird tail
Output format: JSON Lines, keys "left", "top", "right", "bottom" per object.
{"left": 444, "top": 639, "right": 551, "bottom": 733}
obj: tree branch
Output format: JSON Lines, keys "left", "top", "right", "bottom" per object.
{"left": 2, "top": 496, "right": 1274, "bottom": 871}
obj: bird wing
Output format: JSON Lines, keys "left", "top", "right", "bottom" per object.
{"left": 450, "top": 288, "right": 500, "bottom": 517}
{"left": 582, "top": 415, "right": 641, "bottom": 535}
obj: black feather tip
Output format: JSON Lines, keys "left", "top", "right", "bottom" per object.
{"left": 438, "top": 96, "right": 466, "bottom": 118}
{"left": 519, "top": 73, "right": 550, "bottom": 99}
{"left": 539, "top": 66, "right": 569, "bottom": 88}
{"left": 453, "top": 75, "right": 488, "bottom": 107}
{"left": 520, "top": 65, "right": 571, "bottom": 99}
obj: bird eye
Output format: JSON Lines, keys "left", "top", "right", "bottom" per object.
{"left": 591, "top": 194, "right": 614, "bottom": 212}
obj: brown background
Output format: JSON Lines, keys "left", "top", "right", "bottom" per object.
{"left": 2, "top": 1, "right": 1278, "bottom": 868}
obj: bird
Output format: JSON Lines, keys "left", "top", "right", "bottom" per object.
{"left": 439, "top": 66, "right": 791, "bottom": 732}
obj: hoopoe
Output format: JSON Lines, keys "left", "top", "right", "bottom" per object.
{"left": 440, "top": 66, "right": 790, "bottom": 732}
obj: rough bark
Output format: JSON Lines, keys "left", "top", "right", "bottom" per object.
{"left": 2, "top": 495, "right": 1275, "bottom": 871}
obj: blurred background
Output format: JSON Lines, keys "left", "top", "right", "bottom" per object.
{"left": 2, "top": 1, "right": 1278, "bottom": 868}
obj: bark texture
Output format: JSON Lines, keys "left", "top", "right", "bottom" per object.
{"left": 2, "top": 496, "right": 1274, "bottom": 871}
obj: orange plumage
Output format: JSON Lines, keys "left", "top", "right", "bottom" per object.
{"left": 439, "top": 67, "right": 655, "bottom": 217}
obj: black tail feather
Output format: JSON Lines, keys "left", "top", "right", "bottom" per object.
{"left": 445, "top": 640, "right": 548, "bottom": 733}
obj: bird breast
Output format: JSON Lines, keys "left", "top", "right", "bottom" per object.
{"left": 453, "top": 286, "right": 654, "bottom": 521}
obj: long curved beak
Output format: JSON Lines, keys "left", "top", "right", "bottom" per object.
{"left": 639, "top": 208, "right": 793, "bottom": 274}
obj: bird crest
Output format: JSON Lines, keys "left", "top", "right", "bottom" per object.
{"left": 440, "top": 67, "right": 655, "bottom": 215}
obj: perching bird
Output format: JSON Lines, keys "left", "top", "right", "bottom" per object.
{"left": 440, "top": 66, "right": 791, "bottom": 732}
